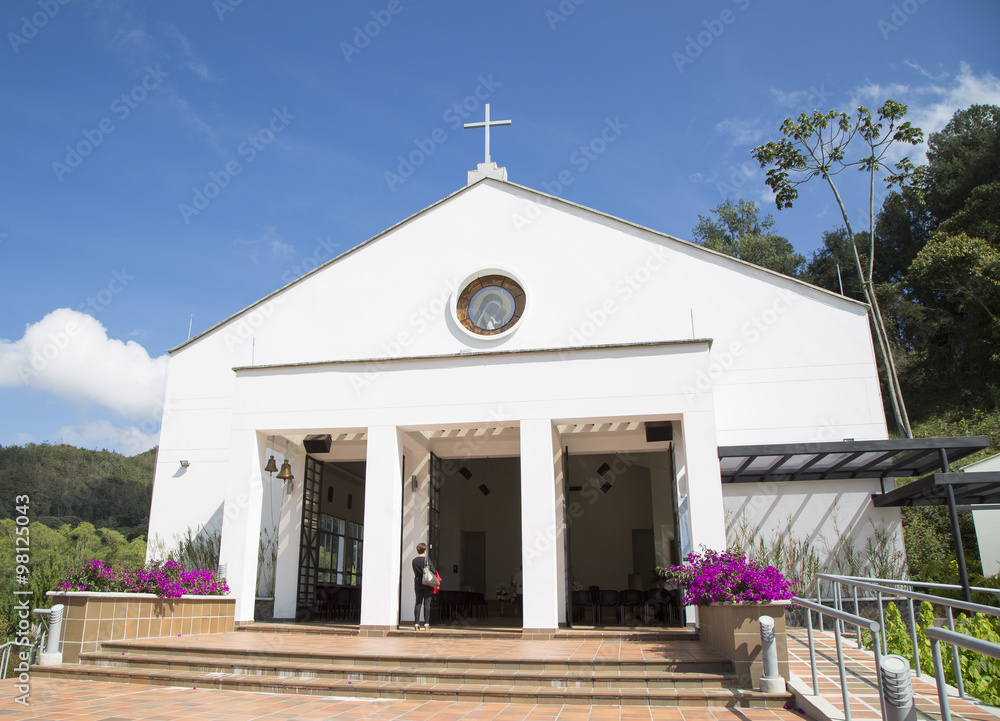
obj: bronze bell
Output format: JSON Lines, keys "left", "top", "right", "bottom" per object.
{"left": 264, "top": 455, "right": 279, "bottom": 474}
{"left": 276, "top": 459, "right": 294, "bottom": 481}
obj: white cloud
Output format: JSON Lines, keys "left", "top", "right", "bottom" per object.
{"left": 0, "top": 309, "right": 167, "bottom": 420}
{"left": 715, "top": 116, "right": 767, "bottom": 146}
{"left": 852, "top": 62, "right": 1000, "bottom": 163}
{"left": 169, "top": 94, "right": 223, "bottom": 153}
{"left": 162, "top": 23, "right": 216, "bottom": 82}
{"left": 236, "top": 227, "right": 296, "bottom": 264}
{"left": 55, "top": 419, "right": 159, "bottom": 455}
{"left": 768, "top": 84, "right": 836, "bottom": 115}
{"left": 903, "top": 60, "right": 948, "bottom": 82}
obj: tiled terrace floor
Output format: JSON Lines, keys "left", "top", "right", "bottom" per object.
{"left": 786, "top": 628, "right": 1000, "bottom": 721}
{"left": 0, "top": 625, "right": 996, "bottom": 721}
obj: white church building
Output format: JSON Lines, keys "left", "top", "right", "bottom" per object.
{"left": 147, "top": 147, "right": 933, "bottom": 633}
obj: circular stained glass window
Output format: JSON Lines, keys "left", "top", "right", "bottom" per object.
{"left": 456, "top": 274, "right": 526, "bottom": 337}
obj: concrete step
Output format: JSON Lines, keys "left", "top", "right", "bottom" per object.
{"left": 74, "top": 649, "right": 740, "bottom": 690}
{"left": 236, "top": 622, "right": 359, "bottom": 636}
{"left": 90, "top": 637, "right": 735, "bottom": 675}
{"left": 33, "top": 662, "right": 787, "bottom": 707}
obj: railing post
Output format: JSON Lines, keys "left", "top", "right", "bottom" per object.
{"left": 908, "top": 598, "right": 921, "bottom": 678}
{"left": 877, "top": 591, "right": 887, "bottom": 655}
{"left": 806, "top": 603, "right": 819, "bottom": 696}
{"left": 871, "top": 625, "right": 888, "bottom": 721}
{"left": 834, "top": 582, "right": 843, "bottom": 633}
{"left": 834, "top": 610, "right": 852, "bottom": 721}
{"left": 930, "top": 637, "right": 952, "bottom": 721}
{"left": 816, "top": 578, "right": 825, "bottom": 633}
{"left": 945, "top": 607, "right": 965, "bottom": 699}
{"left": 852, "top": 586, "right": 862, "bottom": 648}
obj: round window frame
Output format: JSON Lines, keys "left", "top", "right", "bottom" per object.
{"left": 454, "top": 272, "right": 527, "bottom": 339}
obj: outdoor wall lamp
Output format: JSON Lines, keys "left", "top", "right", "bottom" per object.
{"left": 179, "top": 460, "right": 190, "bottom": 468}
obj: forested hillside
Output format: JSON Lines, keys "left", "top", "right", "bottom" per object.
{"left": 0, "top": 443, "right": 155, "bottom": 540}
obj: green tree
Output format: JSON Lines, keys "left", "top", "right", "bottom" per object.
{"left": 906, "top": 232, "right": 1000, "bottom": 378}
{"left": 937, "top": 179, "right": 1000, "bottom": 245}
{"left": 874, "top": 176, "right": 935, "bottom": 284}
{"left": 803, "top": 228, "right": 867, "bottom": 298}
{"left": 0, "top": 520, "right": 146, "bottom": 638}
{"left": 925, "top": 104, "right": 1000, "bottom": 223}
{"left": 692, "top": 198, "right": 805, "bottom": 276}
{"left": 752, "top": 100, "right": 924, "bottom": 437}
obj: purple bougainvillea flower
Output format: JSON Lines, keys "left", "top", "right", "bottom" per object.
{"left": 660, "top": 548, "right": 793, "bottom": 606}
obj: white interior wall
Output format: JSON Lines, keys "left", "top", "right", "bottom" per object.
{"left": 320, "top": 462, "right": 366, "bottom": 525}
{"left": 568, "top": 454, "right": 655, "bottom": 592}
{"left": 442, "top": 458, "right": 522, "bottom": 599}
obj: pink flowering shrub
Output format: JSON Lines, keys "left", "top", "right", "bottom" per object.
{"left": 58, "top": 558, "right": 229, "bottom": 598}
{"left": 656, "top": 549, "right": 795, "bottom": 606}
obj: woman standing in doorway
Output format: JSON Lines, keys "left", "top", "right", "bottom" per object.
{"left": 412, "top": 542, "right": 435, "bottom": 630}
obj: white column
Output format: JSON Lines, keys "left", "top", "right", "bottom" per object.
{"left": 520, "top": 418, "right": 560, "bottom": 632}
{"left": 554, "top": 432, "right": 567, "bottom": 625}
{"left": 400, "top": 446, "right": 431, "bottom": 624}
{"left": 218, "top": 429, "right": 265, "bottom": 623}
{"left": 360, "top": 426, "right": 404, "bottom": 629}
{"left": 680, "top": 412, "right": 726, "bottom": 553}
{"left": 272, "top": 443, "right": 303, "bottom": 620}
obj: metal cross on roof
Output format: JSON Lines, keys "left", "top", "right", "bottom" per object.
{"left": 463, "top": 103, "right": 511, "bottom": 165}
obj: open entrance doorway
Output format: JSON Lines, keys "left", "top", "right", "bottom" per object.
{"left": 566, "top": 450, "right": 681, "bottom": 626}
{"left": 429, "top": 455, "right": 523, "bottom": 625}
{"left": 296, "top": 457, "right": 366, "bottom": 623}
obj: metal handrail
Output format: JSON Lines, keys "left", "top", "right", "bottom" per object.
{"left": 817, "top": 574, "right": 1000, "bottom": 617}
{"left": 817, "top": 573, "right": 1000, "bottom": 701}
{"left": 925, "top": 626, "right": 1000, "bottom": 721}
{"left": 0, "top": 628, "right": 45, "bottom": 681}
{"left": 838, "top": 575, "right": 1000, "bottom": 601}
{"left": 793, "top": 596, "right": 886, "bottom": 721}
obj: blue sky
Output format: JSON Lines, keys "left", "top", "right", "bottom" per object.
{"left": 1, "top": 0, "right": 998, "bottom": 455}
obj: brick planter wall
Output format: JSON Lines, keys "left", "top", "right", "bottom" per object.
{"left": 697, "top": 601, "right": 790, "bottom": 690}
{"left": 48, "top": 592, "right": 235, "bottom": 663}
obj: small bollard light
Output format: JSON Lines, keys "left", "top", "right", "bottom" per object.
{"left": 880, "top": 655, "right": 917, "bottom": 721}
{"left": 38, "top": 603, "right": 65, "bottom": 666}
{"left": 759, "top": 615, "right": 784, "bottom": 693}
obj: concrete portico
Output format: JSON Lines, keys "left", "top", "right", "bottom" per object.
{"left": 255, "top": 402, "right": 715, "bottom": 630}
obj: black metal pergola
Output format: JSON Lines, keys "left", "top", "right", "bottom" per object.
{"left": 718, "top": 436, "right": 995, "bottom": 602}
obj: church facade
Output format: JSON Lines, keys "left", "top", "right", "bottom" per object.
{"left": 146, "top": 168, "right": 902, "bottom": 630}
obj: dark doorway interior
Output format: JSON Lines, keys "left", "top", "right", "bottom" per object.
{"left": 296, "top": 458, "right": 366, "bottom": 623}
